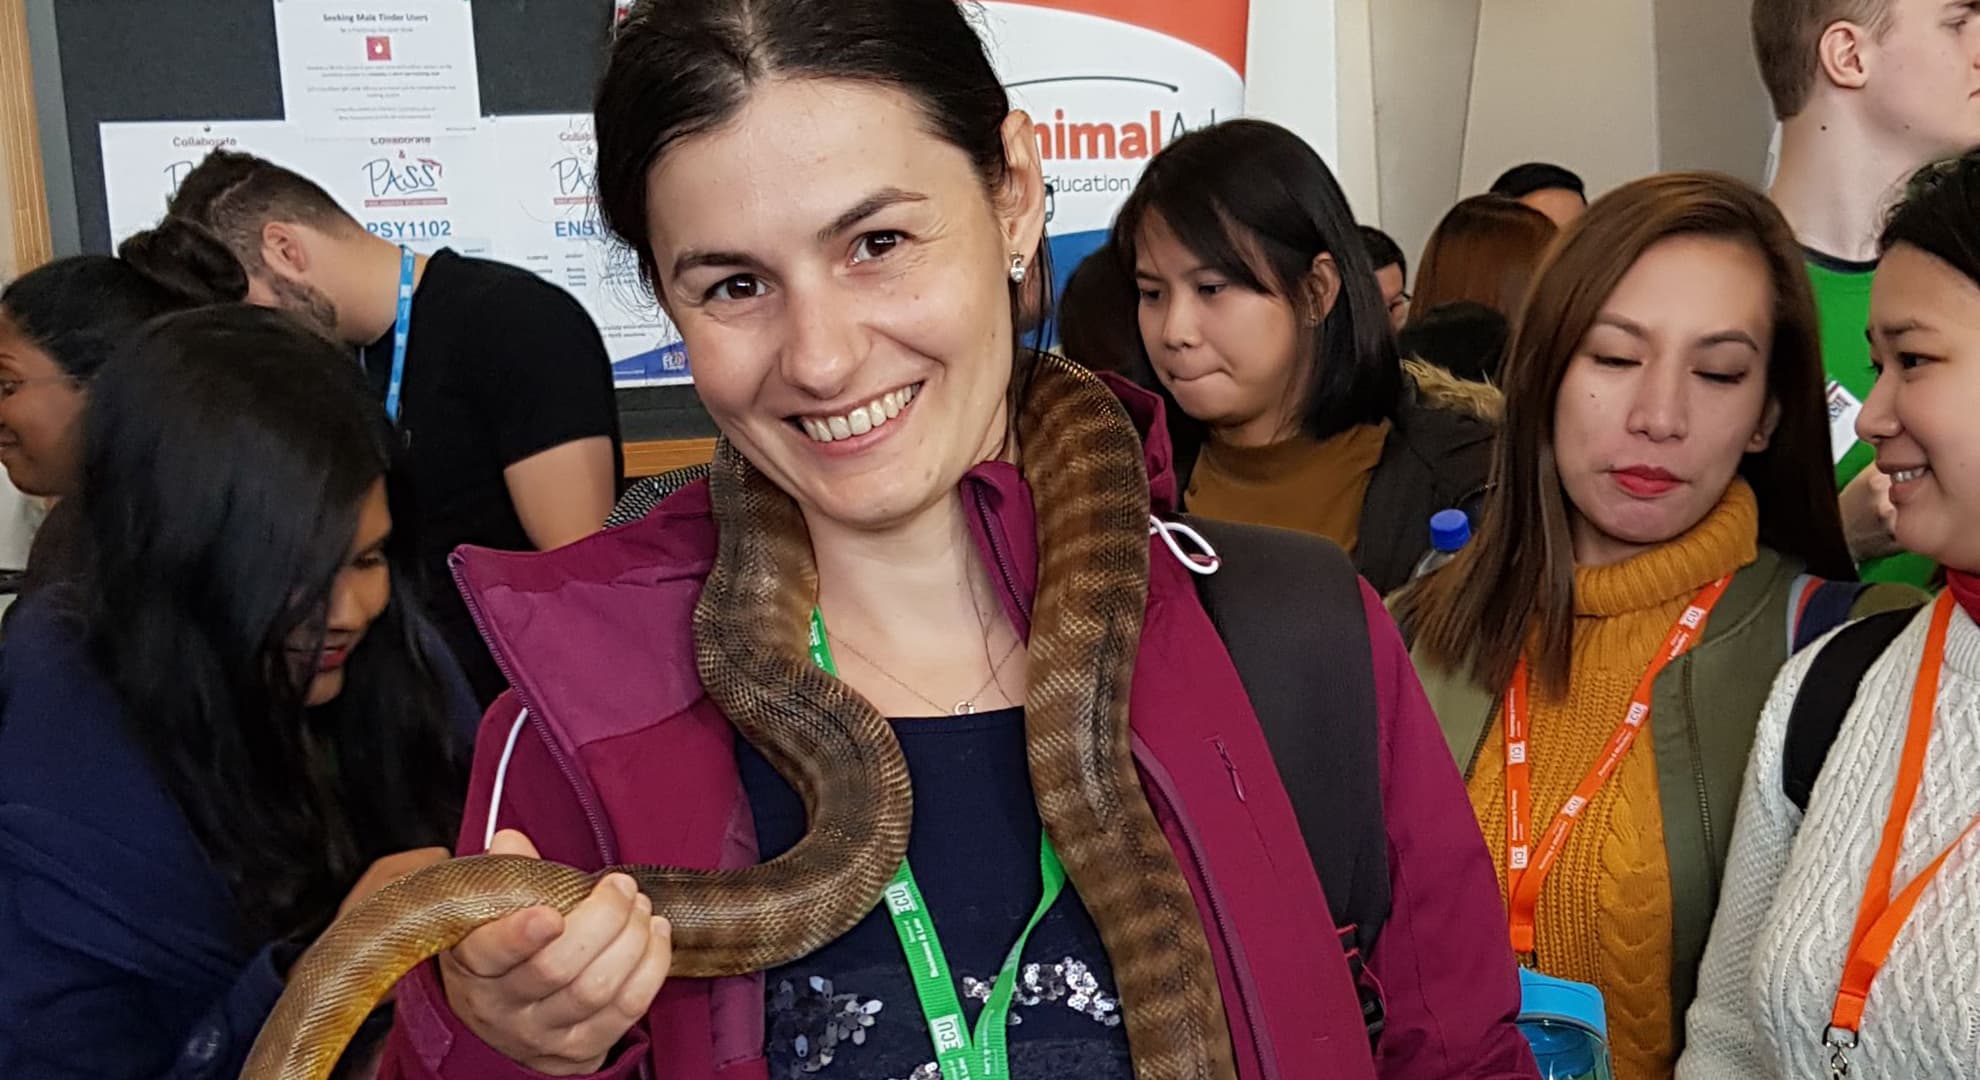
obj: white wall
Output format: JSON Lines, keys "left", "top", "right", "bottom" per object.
{"left": 1299, "top": 0, "right": 1777, "bottom": 271}
{"left": 1369, "top": 0, "right": 1482, "bottom": 264}
{"left": 1653, "top": 0, "right": 1774, "bottom": 180}
{"left": 1460, "top": 0, "right": 1661, "bottom": 201}
{"left": 1244, "top": 0, "right": 1346, "bottom": 191}
{"left": 1327, "top": 0, "right": 1380, "bottom": 221}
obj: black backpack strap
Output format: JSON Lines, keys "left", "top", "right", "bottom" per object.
{"left": 1782, "top": 608, "right": 1913, "bottom": 811}
{"left": 1174, "top": 514, "right": 1389, "bottom": 1045}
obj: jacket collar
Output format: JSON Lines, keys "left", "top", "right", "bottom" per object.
{"left": 452, "top": 367, "right": 1176, "bottom": 743}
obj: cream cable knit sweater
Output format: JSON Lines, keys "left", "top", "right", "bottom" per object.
{"left": 1678, "top": 601, "right": 1980, "bottom": 1079}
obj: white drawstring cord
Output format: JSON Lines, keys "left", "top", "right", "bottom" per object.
{"left": 1150, "top": 516, "right": 1222, "bottom": 575}
{"left": 483, "top": 525, "right": 1217, "bottom": 855}
{"left": 484, "top": 707, "right": 531, "bottom": 853}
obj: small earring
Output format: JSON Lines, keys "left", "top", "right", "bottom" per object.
{"left": 1009, "top": 253, "right": 1028, "bottom": 285}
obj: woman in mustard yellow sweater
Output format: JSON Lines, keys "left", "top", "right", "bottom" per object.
{"left": 1393, "top": 174, "right": 1920, "bottom": 1079}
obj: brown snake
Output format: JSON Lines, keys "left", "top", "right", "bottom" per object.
{"left": 240, "top": 354, "right": 1237, "bottom": 1080}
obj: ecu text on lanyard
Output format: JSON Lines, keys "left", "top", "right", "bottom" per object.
{"left": 1501, "top": 574, "right": 1733, "bottom": 965}
{"left": 370, "top": 245, "right": 415, "bottom": 424}
{"left": 805, "top": 608, "right": 1067, "bottom": 1080}
{"left": 1824, "top": 592, "right": 1980, "bottom": 1079}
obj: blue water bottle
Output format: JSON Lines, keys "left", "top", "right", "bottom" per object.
{"left": 1516, "top": 967, "right": 1613, "bottom": 1080}
{"left": 1412, "top": 508, "right": 1472, "bottom": 579}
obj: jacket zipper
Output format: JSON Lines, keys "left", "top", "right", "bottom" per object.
{"left": 1135, "top": 737, "right": 1280, "bottom": 1080}
{"left": 1214, "top": 737, "right": 1246, "bottom": 802}
{"left": 451, "top": 556, "right": 618, "bottom": 866}
{"left": 1680, "top": 666, "right": 1717, "bottom": 891}
{"left": 1464, "top": 700, "right": 1499, "bottom": 780}
{"left": 970, "top": 485, "right": 1027, "bottom": 628}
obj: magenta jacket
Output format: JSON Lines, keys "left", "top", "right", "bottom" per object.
{"left": 378, "top": 380, "right": 1535, "bottom": 1080}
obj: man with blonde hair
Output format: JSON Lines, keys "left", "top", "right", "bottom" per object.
{"left": 1754, "top": 0, "right": 1980, "bottom": 586}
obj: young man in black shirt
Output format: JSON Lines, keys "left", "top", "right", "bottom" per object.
{"left": 164, "top": 150, "right": 622, "bottom": 705}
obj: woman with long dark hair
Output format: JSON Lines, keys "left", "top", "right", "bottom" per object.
{"left": 1680, "top": 152, "right": 1980, "bottom": 1080}
{"left": 1393, "top": 174, "right": 1922, "bottom": 1079}
{"left": 0, "top": 305, "right": 474, "bottom": 1077}
{"left": 365, "top": 2, "right": 1531, "bottom": 1078}
{"left": 1108, "top": 119, "right": 1497, "bottom": 592}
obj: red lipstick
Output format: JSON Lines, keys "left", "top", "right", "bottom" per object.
{"left": 1612, "top": 465, "right": 1680, "bottom": 498}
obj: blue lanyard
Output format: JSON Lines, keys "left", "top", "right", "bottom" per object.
{"left": 384, "top": 245, "right": 415, "bottom": 423}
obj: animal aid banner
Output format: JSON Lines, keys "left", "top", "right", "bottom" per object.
{"left": 976, "top": 0, "right": 1248, "bottom": 303}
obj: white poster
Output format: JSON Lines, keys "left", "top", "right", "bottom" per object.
{"left": 485, "top": 114, "right": 688, "bottom": 387}
{"left": 300, "top": 130, "right": 497, "bottom": 257}
{"left": 273, "top": 0, "right": 481, "bottom": 136}
{"left": 976, "top": 1, "right": 1248, "bottom": 292}
{"left": 99, "top": 121, "right": 306, "bottom": 246}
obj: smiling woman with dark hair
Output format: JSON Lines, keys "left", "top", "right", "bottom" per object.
{"left": 1682, "top": 148, "right": 1980, "bottom": 1080}
{"left": 359, "top": 3, "right": 1531, "bottom": 1079}
{"left": 0, "top": 218, "right": 246, "bottom": 592}
{"left": 0, "top": 305, "right": 474, "bottom": 1079}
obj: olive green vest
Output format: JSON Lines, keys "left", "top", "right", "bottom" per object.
{"left": 1411, "top": 548, "right": 1923, "bottom": 1043}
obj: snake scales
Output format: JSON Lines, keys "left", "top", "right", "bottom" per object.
{"left": 240, "top": 354, "right": 1237, "bottom": 1080}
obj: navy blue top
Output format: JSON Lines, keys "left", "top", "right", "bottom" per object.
{"left": 0, "top": 600, "right": 478, "bottom": 1079}
{"left": 739, "top": 707, "right": 1135, "bottom": 1080}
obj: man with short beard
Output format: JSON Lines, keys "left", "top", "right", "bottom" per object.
{"left": 163, "top": 149, "right": 622, "bottom": 704}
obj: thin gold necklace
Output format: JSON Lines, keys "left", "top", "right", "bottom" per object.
{"left": 826, "top": 570, "right": 1023, "bottom": 716}
{"left": 828, "top": 631, "right": 1021, "bottom": 716}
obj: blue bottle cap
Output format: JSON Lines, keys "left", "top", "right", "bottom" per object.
{"left": 1518, "top": 967, "right": 1609, "bottom": 1038}
{"left": 1429, "top": 508, "right": 1471, "bottom": 553}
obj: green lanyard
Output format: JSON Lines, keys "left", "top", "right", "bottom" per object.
{"left": 807, "top": 608, "right": 1068, "bottom": 1080}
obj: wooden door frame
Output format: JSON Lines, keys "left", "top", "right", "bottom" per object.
{"left": 0, "top": 0, "right": 52, "bottom": 279}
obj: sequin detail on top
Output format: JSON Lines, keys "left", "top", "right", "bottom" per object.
{"left": 769, "top": 976, "right": 885, "bottom": 1074}
{"left": 765, "top": 955, "right": 1130, "bottom": 1079}
{"left": 743, "top": 708, "right": 1133, "bottom": 1080}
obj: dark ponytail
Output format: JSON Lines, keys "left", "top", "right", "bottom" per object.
{"left": 0, "top": 220, "right": 245, "bottom": 382}
{"left": 117, "top": 216, "right": 251, "bottom": 307}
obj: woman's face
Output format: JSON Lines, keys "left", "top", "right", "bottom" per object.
{"left": 0, "top": 310, "right": 87, "bottom": 498}
{"left": 1133, "top": 215, "right": 1311, "bottom": 447}
{"left": 641, "top": 78, "right": 1045, "bottom": 533}
{"left": 1862, "top": 243, "right": 1980, "bottom": 571}
{"left": 1552, "top": 235, "right": 1780, "bottom": 567}
{"left": 287, "top": 479, "right": 393, "bottom": 708}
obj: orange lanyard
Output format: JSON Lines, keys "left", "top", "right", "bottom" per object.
{"left": 1825, "top": 592, "right": 1980, "bottom": 1077}
{"left": 1501, "top": 575, "right": 1733, "bottom": 961}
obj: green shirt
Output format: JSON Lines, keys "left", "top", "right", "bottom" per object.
{"left": 1807, "top": 256, "right": 1937, "bottom": 587}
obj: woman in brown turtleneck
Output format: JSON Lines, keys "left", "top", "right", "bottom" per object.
{"left": 1086, "top": 118, "right": 1496, "bottom": 594}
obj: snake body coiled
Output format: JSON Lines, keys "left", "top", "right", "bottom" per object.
{"left": 240, "top": 356, "right": 1236, "bottom": 1080}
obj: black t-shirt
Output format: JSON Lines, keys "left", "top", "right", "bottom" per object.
{"left": 357, "top": 249, "right": 621, "bottom": 705}
{"left": 739, "top": 708, "right": 1135, "bottom": 1080}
